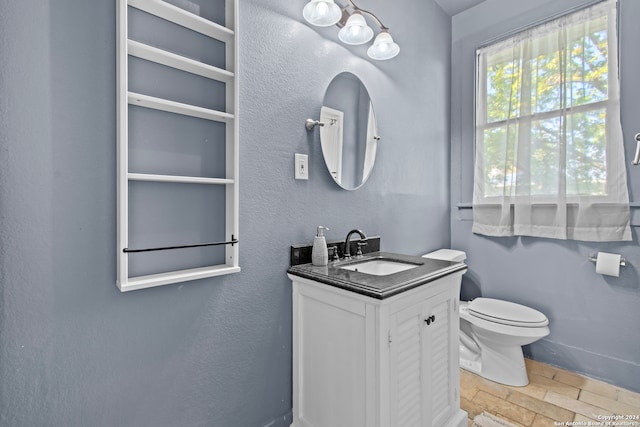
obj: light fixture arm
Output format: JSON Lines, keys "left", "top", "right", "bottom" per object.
{"left": 345, "top": 0, "right": 388, "bottom": 30}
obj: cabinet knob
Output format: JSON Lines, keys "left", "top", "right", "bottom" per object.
{"left": 424, "top": 315, "right": 436, "bottom": 325}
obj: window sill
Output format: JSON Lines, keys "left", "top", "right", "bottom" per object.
{"left": 457, "top": 202, "right": 640, "bottom": 209}
{"left": 456, "top": 202, "right": 640, "bottom": 227}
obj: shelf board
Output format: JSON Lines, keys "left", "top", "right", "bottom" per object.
{"left": 128, "top": 173, "right": 234, "bottom": 185}
{"left": 118, "top": 264, "right": 241, "bottom": 292}
{"left": 128, "top": 40, "right": 234, "bottom": 82}
{"left": 128, "top": 92, "right": 234, "bottom": 123}
{"left": 128, "top": 0, "right": 234, "bottom": 43}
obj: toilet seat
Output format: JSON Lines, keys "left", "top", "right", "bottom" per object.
{"left": 468, "top": 298, "right": 549, "bottom": 328}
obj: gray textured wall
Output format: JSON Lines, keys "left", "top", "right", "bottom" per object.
{"left": 450, "top": 0, "right": 640, "bottom": 392}
{"left": 0, "top": 0, "right": 452, "bottom": 425}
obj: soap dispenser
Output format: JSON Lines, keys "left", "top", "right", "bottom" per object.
{"left": 312, "top": 226, "right": 329, "bottom": 266}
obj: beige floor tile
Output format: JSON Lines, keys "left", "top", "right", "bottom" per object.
{"left": 526, "top": 359, "right": 559, "bottom": 379}
{"left": 507, "top": 378, "right": 548, "bottom": 401}
{"left": 507, "top": 389, "right": 575, "bottom": 421}
{"left": 531, "top": 413, "right": 560, "bottom": 427}
{"left": 550, "top": 368, "right": 583, "bottom": 388}
{"left": 460, "top": 361, "right": 640, "bottom": 427}
{"left": 509, "top": 384, "right": 547, "bottom": 402}
{"left": 462, "top": 385, "right": 480, "bottom": 402}
{"left": 461, "top": 371, "right": 480, "bottom": 401}
{"left": 544, "top": 391, "right": 615, "bottom": 420}
{"left": 574, "top": 414, "right": 599, "bottom": 423}
{"left": 579, "top": 390, "right": 640, "bottom": 416}
{"left": 462, "top": 396, "right": 486, "bottom": 420}
{"left": 495, "top": 412, "right": 528, "bottom": 427}
{"left": 461, "top": 369, "right": 511, "bottom": 400}
{"left": 527, "top": 374, "right": 580, "bottom": 399}
{"left": 618, "top": 388, "right": 640, "bottom": 410}
{"left": 473, "top": 390, "right": 537, "bottom": 425}
{"left": 553, "top": 370, "right": 618, "bottom": 400}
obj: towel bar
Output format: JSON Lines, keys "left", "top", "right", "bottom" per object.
{"left": 124, "top": 236, "right": 238, "bottom": 253}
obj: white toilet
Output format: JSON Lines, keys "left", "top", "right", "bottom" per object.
{"left": 423, "top": 249, "right": 550, "bottom": 387}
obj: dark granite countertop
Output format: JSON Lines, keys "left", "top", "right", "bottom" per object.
{"left": 287, "top": 251, "right": 467, "bottom": 299}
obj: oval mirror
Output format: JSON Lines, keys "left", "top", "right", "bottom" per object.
{"left": 320, "top": 72, "right": 379, "bottom": 190}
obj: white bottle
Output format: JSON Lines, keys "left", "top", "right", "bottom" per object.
{"left": 311, "top": 226, "right": 329, "bottom": 266}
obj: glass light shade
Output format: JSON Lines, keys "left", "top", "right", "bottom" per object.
{"left": 338, "top": 12, "right": 373, "bottom": 45}
{"left": 367, "top": 31, "right": 400, "bottom": 60}
{"left": 303, "top": 0, "right": 342, "bottom": 27}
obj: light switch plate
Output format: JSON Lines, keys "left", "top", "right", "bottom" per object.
{"left": 295, "top": 153, "right": 309, "bottom": 180}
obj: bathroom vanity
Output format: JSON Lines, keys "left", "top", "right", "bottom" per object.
{"left": 287, "top": 252, "right": 468, "bottom": 427}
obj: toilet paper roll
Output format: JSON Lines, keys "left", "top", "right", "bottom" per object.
{"left": 595, "top": 252, "right": 621, "bottom": 277}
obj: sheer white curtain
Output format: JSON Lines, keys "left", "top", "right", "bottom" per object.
{"left": 473, "top": 0, "right": 631, "bottom": 241}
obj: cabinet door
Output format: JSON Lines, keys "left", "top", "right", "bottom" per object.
{"left": 292, "top": 282, "right": 372, "bottom": 427}
{"left": 425, "top": 291, "right": 455, "bottom": 427}
{"left": 388, "top": 290, "right": 454, "bottom": 427}
{"left": 389, "top": 299, "right": 428, "bottom": 427}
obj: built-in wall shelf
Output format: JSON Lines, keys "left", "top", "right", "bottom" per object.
{"left": 127, "top": 40, "right": 234, "bottom": 82}
{"left": 127, "top": 173, "right": 234, "bottom": 185}
{"left": 120, "top": 264, "right": 240, "bottom": 293}
{"left": 116, "top": 0, "right": 239, "bottom": 292}
{"left": 127, "top": 92, "right": 234, "bottom": 123}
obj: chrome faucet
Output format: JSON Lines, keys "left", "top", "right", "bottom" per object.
{"left": 343, "top": 229, "right": 367, "bottom": 260}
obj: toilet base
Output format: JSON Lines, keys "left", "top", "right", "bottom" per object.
{"left": 459, "top": 342, "right": 529, "bottom": 387}
{"left": 460, "top": 357, "right": 481, "bottom": 374}
{"left": 459, "top": 342, "right": 481, "bottom": 373}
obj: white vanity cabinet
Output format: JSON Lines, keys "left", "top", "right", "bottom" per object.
{"left": 288, "top": 271, "right": 467, "bottom": 427}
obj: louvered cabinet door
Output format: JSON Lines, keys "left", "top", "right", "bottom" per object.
{"left": 388, "top": 290, "right": 455, "bottom": 427}
{"left": 425, "top": 291, "right": 455, "bottom": 427}
{"left": 389, "top": 300, "right": 428, "bottom": 427}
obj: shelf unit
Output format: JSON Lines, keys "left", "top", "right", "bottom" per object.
{"left": 116, "top": 0, "right": 239, "bottom": 292}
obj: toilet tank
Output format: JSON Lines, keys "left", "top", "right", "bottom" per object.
{"left": 422, "top": 249, "right": 466, "bottom": 262}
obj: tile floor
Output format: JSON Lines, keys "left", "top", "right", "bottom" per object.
{"left": 461, "top": 359, "right": 640, "bottom": 427}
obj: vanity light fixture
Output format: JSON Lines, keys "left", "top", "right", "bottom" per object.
{"left": 338, "top": 11, "right": 373, "bottom": 45}
{"left": 302, "top": 0, "right": 400, "bottom": 60}
{"left": 302, "top": 0, "right": 343, "bottom": 27}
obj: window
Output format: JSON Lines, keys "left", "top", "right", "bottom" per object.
{"left": 472, "top": 0, "right": 631, "bottom": 241}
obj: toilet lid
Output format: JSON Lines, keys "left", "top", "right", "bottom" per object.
{"left": 468, "top": 298, "right": 549, "bottom": 327}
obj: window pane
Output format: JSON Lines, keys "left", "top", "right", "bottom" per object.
{"left": 566, "top": 109, "right": 607, "bottom": 195}
{"left": 486, "top": 57, "right": 522, "bottom": 123}
{"left": 530, "top": 118, "right": 561, "bottom": 196}
{"left": 482, "top": 110, "right": 607, "bottom": 198}
{"left": 482, "top": 125, "right": 517, "bottom": 197}
{"left": 483, "top": 15, "right": 609, "bottom": 121}
{"left": 566, "top": 17, "right": 609, "bottom": 108}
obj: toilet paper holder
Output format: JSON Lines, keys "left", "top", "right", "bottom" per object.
{"left": 588, "top": 253, "right": 626, "bottom": 267}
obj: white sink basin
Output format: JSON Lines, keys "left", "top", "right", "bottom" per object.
{"left": 340, "top": 258, "right": 420, "bottom": 276}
